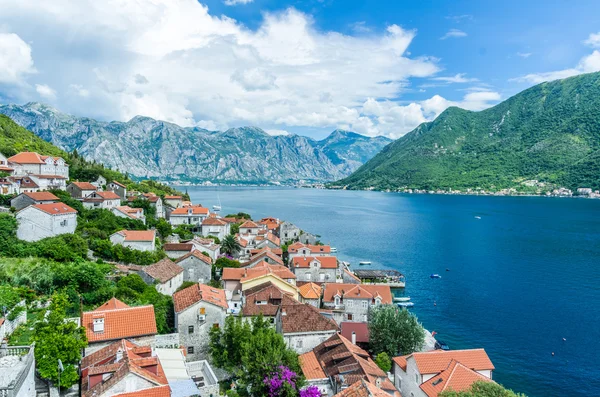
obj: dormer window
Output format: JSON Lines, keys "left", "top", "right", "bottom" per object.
{"left": 93, "top": 317, "right": 105, "bottom": 333}
{"left": 334, "top": 296, "right": 340, "bottom": 306}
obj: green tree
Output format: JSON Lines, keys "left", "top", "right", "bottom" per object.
{"left": 221, "top": 234, "right": 242, "bottom": 256}
{"left": 368, "top": 304, "right": 425, "bottom": 356}
{"left": 33, "top": 293, "right": 87, "bottom": 388}
{"left": 230, "top": 223, "right": 240, "bottom": 235}
{"left": 374, "top": 352, "right": 392, "bottom": 373}
{"left": 439, "top": 381, "right": 527, "bottom": 397}
{"left": 155, "top": 218, "right": 173, "bottom": 240}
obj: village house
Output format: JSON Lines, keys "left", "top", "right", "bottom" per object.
{"left": 164, "top": 243, "right": 194, "bottom": 259}
{"left": 258, "top": 217, "right": 281, "bottom": 232}
{"left": 333, "top": 379, "right": 393, "bottom": 397}
{"left": 238, "top": 220, "right": 265, "bottom": 235}
{"left": 28, "top": 174, "right": 67, "bottom": 190}
{"left": 299, "top": 232, "right": 319, "bottom": 245}
{"left": 81, "top": 297, "right": 158, "bottom": 354}
{"left": 83, "top": 190, "right": 122, "bottom": 210}
{"left": 107, "top": 180, "right": 127, "bottom": 199}
{"left": 201, "top": 217, "right": 231, "bottom": 240}
{"left": 254, "top": 231, "right": 281, "bottom": 250}
{"left": 222, "top": 262, "right": 298, "bottom": 313}
{"left": 392, "top": 349, "right": 495, "bottom": 397}
{"left": 66, "top": 181, "right": 97, "bottom": 199}
{"left": 291, "top": 256, "right": 338, "bottom": 283}
{"left": 7, "top": 152, "right": 69, "bottom": 178}
{"left": 91, "top": 175, "right": 107, "bottom": 189}
{"left": 300, "top": 333, "right": 398, "bottom": 396}
{"left": 10, "top": 176, "right": 39, "bottom": 193}
{"left": 190, "top": 237, "right": 221, "bottom": 260}
{"left": 0, "top": 177, "right": 18, "bottom": 195}
{"left": 80, "top": 339, "right": 170, "bottom": 397}
{"left": 0, "top": 152, "right": 13, "bottom": 173}
{"left": 322, "top": 284, "right": 392, "bottom": 323}
{"left": 243, "top": 247, "right": 285, "bottom": 267}
{"left": 110, "top": 230, "right": 156, "bottom": 252}
{"left": 298, "top": 282, "right": 323, "bottom": 307}
{"left": 16, "top": 202, "right": 77, "bottom": 242}
{"left": 0, "top": 342, "right": 36, "bottom": 397}
{"left": 169, "top": 206, "right": 210, "bottom": 229}
{"left": 10, "top": 191, "right": 58, "bottom": 211}
{"left": 241, "top": 282, "right": 298, "bottom": 325}
{"left": 279, "top": 221, "right": 301, "bottom": 244}
{"left": 112, "top": 205, "right": 146, "bottom": 224}
{"left": 129, "top": 193, "right": 165, "bottom": 218}
{"left": 342, "top": 268, "right": 362, "bottom": 284}
{"left": 173, "top": 283, "right": 228, "bottom": 361}
{"left": 236, "top": 235, "right": 251, "bottom": 260}
{"left": 175, "top": 250, "right": 213, "bottom": 284}
{"left": 139, "top": 258, "right": 184, "bottom": 296}
{"left": 288, "top": 242, "right": 332, "bottom": 260}
{"left": 275, "top": 302, "right": 338, "bottom": 354}
{"left": 164, "top": 195, "right": 183, "bottom": 208}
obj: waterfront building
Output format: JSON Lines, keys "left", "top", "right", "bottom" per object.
{"left": 322, "top": 284, "right": 392, "bottom": 323}
{"left": 291, "top": 256, "right": 338, "bottom": 283}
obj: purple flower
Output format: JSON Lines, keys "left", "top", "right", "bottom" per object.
{"left": 300, "top": 386, "right": 321, "bottom": 397}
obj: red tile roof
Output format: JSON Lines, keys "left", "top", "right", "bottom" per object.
{"left": 420, "top": 360, "right": 492, "bottom": 397}
{"left": 94, "top": 298, "right": 130, "bottom": 311}
{"left": 245, "top": 248, "right": 284, "bottom": 266}
{"left": 202, "top": 217, "right": 228, "bottom": 226}
{"left": 333, "top": 380, "right": 392, "bottom": 397}
{"left": 176, "top": 249, "right": 213, "bottom": 265}
{"left": 323, "top": 284, "right": 392, "bottom": 304}
{"left": 173, "top": 283, "right": 228, "bottom": 312}
{"left": 171, "top": 206, "right": 209, "bottom": 215}
{"left": 223, "top": 262, "right": 296, "bottom": 282}
{"left": 27, "top": 203, "right": 77, "bottom": 215}
{"left": 299, "top": 351, "right": 327, "bottom": 380}
{"left": 110, "top": 180, "right": 127, "bottom": 188}
{"left": 393, "top": 349, "right": 494, "bottom": 374}
{"left": 292, "top": 256, "right": 338, "bottom": 269}
{"left": 8, "top": 152, "right": 45, "bottom": 164}
{"left": 113, "top": 385, "right": 171, "bottom": 397}
{"left": 298, "top": 282, "right": 322, "bottom": 299}
{"left": 70, "top": 181, "right": 97, "bottom": 190}
{"left": 242, "top": 283, "right": 298, "bottom": 317}
{"left": 164, "top": 195, "right": 182, "bottom": 200}
{"left": 22, "top": 191, "right": 59, "bottom": 201}
{"left": 142, "top": 258, "right": 184, "bottom": 283}
{"left": 163, "top": 243, "right": 194, "bottom": 252}
{"left": 82, "top": 301, "right": 157, "bottom": 343}
{"left": 341, "top": 322, "right": 370, "bottom": 344}
{"left": 97, "top": 190, "right": 121, "bottom": 199}
{"left": 288, "top": 242, "right": 331, "bottom": 254}
{"left": 114, "top": 230, "right": 156, "bottom": 242}
{"left": 240, "top": 220, "right": 261, "bottom": 229}
{"left": 279, "top": 303, "right": 338, "bottom": 334}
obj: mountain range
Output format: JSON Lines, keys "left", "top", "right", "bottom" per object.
{"left": 0, "top": 103, "right": 391, "bottom": 184}
{"left": 337, "top": 72, "right": 600, "bottom": 192}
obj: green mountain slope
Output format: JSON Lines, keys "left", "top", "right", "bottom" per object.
{"left": 336, "top": 72, "right": 600, "bottom": 192}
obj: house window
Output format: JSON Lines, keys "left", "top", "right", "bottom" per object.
{"left": 296, "top": 339, "right": 303, "bottom": 349}
{"left": 60, "top": 219, "right": 68, "bottom": 226}
{"left": 306, "top": 273, "right": 311, "bottom": 281}
{"left": 347, "top": 300, "right": 353, "bottom": 307}
{"left": 415, "top": 374, "right": 419, "bottom": 383}
{"left": 334, "top": 297, "right": 340, "bottom": 306}
{"left": 187, "top": 346, "right": 194, "bottom": 354}
{"left": 362, "top": 301, "right": 367, "bottom": 309}
{"left": 213, "top": 323, "right": 220, "bottom": 329}
{"left": 347, "top": 314, "right": 353, "bottom": 320}
{"left": 188, "top": 326, "right": 194, "bottom": 334}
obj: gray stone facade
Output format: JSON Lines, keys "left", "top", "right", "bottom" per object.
{"left": 175, "top": 301, "right": 227, "bottom": 361}
{"left": 176, "top": 254, "right": 212, "bottom": 284}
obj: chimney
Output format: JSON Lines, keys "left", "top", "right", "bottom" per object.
{"left": 351, "top": 331, "right": 356, "bottom": 345}
{"left": 116, "top": 349, "right": 123, "bottom": 362}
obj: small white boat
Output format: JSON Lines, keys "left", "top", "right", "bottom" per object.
{"left": 331, "top": 247, "right": 338, "bottom": 253}
{"left": 430, "top": 274, "right": 442, "bottom": 279}
{"left": 474, "top": 216, "right": 481, "bottom": 219}
{"left": 359, "top": 261, "right": 372, "bottom": 266}
{"left": 397, "top": 302, "right": 414, "bottom": 308}
{"left": 212, "top": 205, "right": 221, "bottom": 211}
{"left": 393, "top": 297, "right": 411, "bottom": 302}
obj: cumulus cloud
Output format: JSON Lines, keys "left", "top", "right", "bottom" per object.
{"left": 0, "top": 32, "right": 36, "bottom": 84}
{"left": 224, "top": 0, "right": 253, "bottom": 5}
{"left": 0, "top": 0, "right": 462, "bottom": 137}
{"left": 516, "top": 52, "right": 532, "bottom": 58}
{"left": 583, "top": 32, "right": 600, "bottom": 48}
{"left": 265, "top": 129, "right": 289, "bottom": 136}
{"left": 35, "top": 84, "right": 57, "bottom": 99}
{"left": 512, "top": 50, "right": 600, "bottom": 84}
{"left": 440, "top": 29, "right": 467, "bottom": 40}
{"left": 431, "top": 73, "right": 477, "bottom": 83}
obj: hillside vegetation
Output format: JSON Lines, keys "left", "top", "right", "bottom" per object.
{"left": 336, "top": 72, "right": 600, "bottom": 192}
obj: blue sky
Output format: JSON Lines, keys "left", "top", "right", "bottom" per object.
{"left": 0, "top": 0, "right": 599, "bottom": 139}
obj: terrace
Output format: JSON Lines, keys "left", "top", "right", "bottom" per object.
{"left": 352, "top": 269, "right": 406, "bottom": 288}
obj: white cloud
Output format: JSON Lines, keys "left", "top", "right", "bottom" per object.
{"left": 265, "top": 129, "right": 289, "bottom": 136}
{"left": 431, "top": 73, "right": 477, "bottom": 83}
{"left": 0, "top": 32, "right": 36, "bottom": 84}
{"left": 440, "top": 29, "right": 467, "bottom": 40}
{"left": 350, "top": 21, "right": 371, "bottom": 33}
{"left": 223, "top": 0, "right": 253, "bottom": 5}
{"left": 512, "top": 50, "right": 600, "bottom": 84}
{"left": 35, "top": 84, "right": 57, "bottom": 99}
{"left": 0, "top": 0, "right": 445, "bottom": 137}
{"left": 583, "top": 32, "right": 600, "bottom": 48}
{"left": 445, "top": 15, "right": 473, "bottom": 23}
{"left": 516, "top": 52, "right": 532, "bottom": 58}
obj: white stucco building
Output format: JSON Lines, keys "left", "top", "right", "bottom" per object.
{"left": 16, "top": 203, "right": 77, "bottom": 242}
{"left": 169, "top": 206, "right": 210, "bottom": 228}
{"left": 109, "top": 229, "right": 156, "bottom": 251}
{"left": 7, "top": 152, "right": 69, "bottom": 178}
{"left": 201, "top": 217, "right": 231, "bottom": 240}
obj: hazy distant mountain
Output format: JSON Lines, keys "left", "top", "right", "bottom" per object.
{"left": 0, "top": 103, "right": 391, "bottom": 184}
{"left": 337, "top": 72, "right": 600, "bottom": 191}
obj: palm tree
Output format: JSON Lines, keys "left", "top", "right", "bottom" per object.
{"left": 221, "top": 234, "right": 241, "bottom": 256}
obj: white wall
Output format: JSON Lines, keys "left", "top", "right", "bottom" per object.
{"left": 155, "top": 272, "right": 184, "bottom": 296}
{"left": 16, "top": 207, "right": 77, "bottom": 242}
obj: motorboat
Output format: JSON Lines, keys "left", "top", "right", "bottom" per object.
{"left": 331, "top": 247, "right": 338, "bottom": 253}
{"left": 212, "top": 205, "right": 221, "bottom": 211}
{"left": 359, "top": 261, "right": 372, "bottom": 266}
{"left": 430, "top": 274, "right": 442, "bottom": 279}
{"left": 397, "top": 302, "right": 414, "bottom": 308}
{"left": 474, "top": 216, "right": 481, "bottom": 219}
{"left": 393, "top": 297, "right": 411, "bottom": 302}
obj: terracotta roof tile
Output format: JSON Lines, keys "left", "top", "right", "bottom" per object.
{"left": 176, "top": 249, "right": 212, "bottom": 265}
{"left": 171, "top": 206, "right": 209, "bottom": 215}
{"left": 299, "top": 351, "right": 327, "bottom": 380}
{"left": 202, "top": 217, "right": 228, "bottom": 226}
{"left": 8, "top": 152, "right": 45, "bottom": 164}
{"left": 333, "top": 380, "right": 391, "bottom": 397}
{"left": 223, "top": 262, "right": 295, "bottom": 281}
{"left": 420, "top": 360, "right": 492, "bottom": 397}
{"left": 142, "top": 258, "right": 184, "bottom": 283}
{"left": 71, "top": 181, "right": 97, "bottom": 190}
{"left": 94, "top": 298, "right": 130, "bottom": 311}
{"left": 279, "top": 303, "right": 338, "bottom": 334}
{"left": 110, "top": 181, "right": 127, "bottom": 188}
{"left": 396, "top": 349, "right": 494, "bottom": 375}
{"left": 298, "top": 282, "right": 322, "bottom": 299}
{"left": 22, "top": 191, "right": 59, "bottom": 201}
{"left": 82, "top": 302, "right": 157, "bottom": 343}
{"left": 163, "top": 243, "right": 194, "bottom": 251}
{"left": 25, "top": 203, "right": 77, "bottom": 215}
{"left": 113, "top": 230, "right": 156, "bottom": 242}
{"left": 292, "top": 256, "right": 337, "bottom": 269}
{"left": 173, "top": 283, "right": 228, "bottom": 312}
{"left": 245, "top": 248, "right": 284, "bottom": 266}
{"left": 242, "top": 284, "right": 298, "bottom": 317}
{"left": 341, "top": 322, "right": 370, "bottom": 344}
{"left": 289, "top": 243, "right": 331, "bottom": 254}
{"left": 239, "top": 220, "right": 261, "bottom": 228}
{"left": 113, "top": 385, "right": 171, "bottom": 397}
{"left": 164, "top": 195, "right": 182, "bottom": 199}
{"left": 323, "top": 284, "right": 392, "bottom": 304}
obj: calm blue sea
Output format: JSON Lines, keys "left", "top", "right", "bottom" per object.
{"left": 183, "top": 186, "right": 600, "bottom": 397}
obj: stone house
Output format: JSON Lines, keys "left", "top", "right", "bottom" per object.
{"left": 291, "top": 256, "right": 338, "bottom": 283}
{"left": 66, "top": 181, "right": 97, "bottom": 199}
{"left": 240, "top": 282, "right": 297, "bottom": 325}
{"left": 164, "top": 195, "right": 183, "bottom": 208}
{"left": 16, "top": 203, "right": 77, "bottom": 242}
{"left": 322, "top": 284, "right": 392, "bottom": 323}
{"left": 201, "top": 217, "right": 231, "bottom": 241}
{"left": 258, "top": 217, "right": 281, "bottom": 232}
{"left": 243, "top": 247, "right": 284, "bottom": 267}
{"left": 0, "top": 177, "right": 18, "bottom": 195}
{"left": 254, "top": 232, "right": 281, "bottom": 250}
{"left": 129, "top": 193, "right": 165, "bottom": 218}
{"left": 392, "top": 349, "right": 495, "bottom": 397}
{"left": 298, "top": 282, "right": 323, "bottom": 307}
{"left": 10, "top": 191, "right": 58, "bottom": 211}
{"left": 299, "top": 232, "right": 319, "bottom": 245}
{"left": 300, "top": 333, "right": 397, "bottom": 396}
{"left": 92, "top": 175, "right": 107, "bottom": 189}
{"left": 7, "top": 152, "right": 69, "bottom": 178}
{"left": 275, "top": 302, "right": 338, "bottom": 354}
{"left": 80, "top": 339, "right": 169, "bottom": 397}
{"left": 81, "top": 298, "right": 157, "bottom": 354}
{"left": 28, "top": 174, "right": 67, "bottom": 191}
{"left": 342, "top": 268, "right": 362, "bottom": 284}
{"left": 238, "top": 220, "right": 265, "bottom": 235}
{"left": 107, "top": 180, "right": 127, "bottom": 200}
{"left": 83, "top": 190, "right": 121, "bottom": 210}
{"left": 288, "top": 242, "right": 332, "bottom": 260}
{"left": 110, "top": 230, "right": 156, "bottom": 252}
{"left": 190, "top": 237, "right": 221, "bottom": 260}
{"left": 175, "top": 250, "right": 213, "bottom": 284}
{"left": 139, "top": 258, "right": 184, "bottom": 296}
{"left": 112, "top": 205, "right": 146, "bottom": 224}
{"left": 163, "top": 243, "right": 194, "bottom": 259}
{"left": 169, "top": 206, "right": 209, "bottom": 229}
{"left": 279, "top": 221, "right": 301, "bottom": 244}
{"left": 173, "top": 284, "right": 228, "bottom": 361}
{"left": 10, "top": 176, "right": 39, "bottom": 193}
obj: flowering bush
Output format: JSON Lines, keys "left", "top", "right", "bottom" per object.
{"left": 299, "top": 386, "right": 321, "bottom": 397}
{"left": 263, "top": 366, "right": 320, "bottom": 397}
